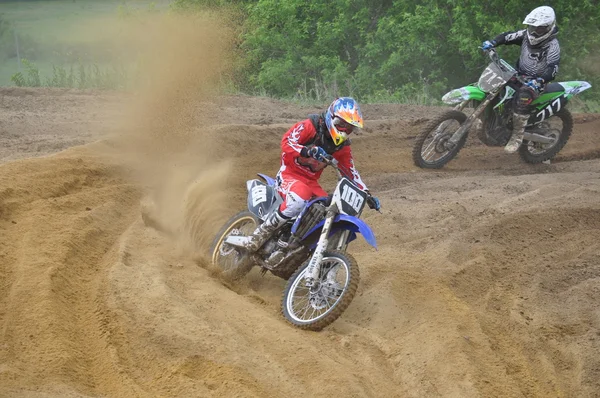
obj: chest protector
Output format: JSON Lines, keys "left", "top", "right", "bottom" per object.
{"left": 295, "top": 114, "right": 351, "bottom": 172}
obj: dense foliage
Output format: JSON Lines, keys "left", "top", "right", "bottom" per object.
{"left": 174, "top": 0, "right": 600, "bottom": 104}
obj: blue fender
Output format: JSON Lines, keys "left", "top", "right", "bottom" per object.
{"left": 257, "top": 173, "right": 276, "bottom": 186}
{"left": 302, "top": 214, "right": 377, "bottom": 249}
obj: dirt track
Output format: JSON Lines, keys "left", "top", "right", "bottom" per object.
{"left": 1, "top": 86, "right": 600, "bottom": 398}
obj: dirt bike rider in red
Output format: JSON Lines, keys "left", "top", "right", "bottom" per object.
{"left": 482, "top": 5, "right": 560, "bottom": 153}
{"left": 241, "top": 97, "right": 381, "bottom": 252}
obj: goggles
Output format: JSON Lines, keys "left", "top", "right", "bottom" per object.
{"left": 333, "top": 117, "right": 357, "bottom": 134}
{"left": 527, "top": 24, "right": 551, "bottom": 38}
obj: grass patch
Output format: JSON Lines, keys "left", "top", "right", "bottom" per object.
{"left": 0, "top": 0, "right": 170, "bottom": 86}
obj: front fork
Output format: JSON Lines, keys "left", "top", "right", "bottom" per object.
{"left": 453, "top": 101, "right": 468, "bottom": 112}
{"left": 332, "top": 230, "right": 350, "bottom": 251}
{"left": 305, "top": 208, "right": 336, "bottom": 286}
{"left": 446, "top": 92, "right": 497, "bottom": 148}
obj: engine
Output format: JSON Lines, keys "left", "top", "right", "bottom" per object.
{"left": 478, "top": 104, "right": 512, "bottom": 147}
{"left": 259, "top": 202, "right": 326, "bottom": 271}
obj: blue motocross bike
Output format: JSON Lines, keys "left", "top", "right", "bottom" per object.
{"left": 210, "top": 157, "right": 377, "bottom": 331}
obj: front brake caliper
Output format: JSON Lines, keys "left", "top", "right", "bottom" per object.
{"left": 219, "top": 228, "right": 242, "bottom": 256}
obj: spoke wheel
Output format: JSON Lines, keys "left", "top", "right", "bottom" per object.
{"left": 282, "top": 250, "right": 359, "bottom": 331}
{"left": 412, "top": 110, "right": 468, "bottom": 169}
{"left": 519, "top": 109, "right": 573, "bottom": 163}
{"left": 209, "top": 211, "right": 258, "bottom": 280}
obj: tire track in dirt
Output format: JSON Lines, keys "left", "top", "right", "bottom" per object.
{"left": 446, "top": 208, "right": 600, "bottom": 397}
{"left": 2, "top": 11, "right": 600, "bottom": 392}
{"left": 2, "top": 92, "right": 600, "bottom": 397}
{"left": 0, "top": 147, "right": 144, "bottom": 397}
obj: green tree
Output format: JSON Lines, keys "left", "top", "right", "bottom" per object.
{"left": 79, "top": 0, "right": 600, "bottom": 102}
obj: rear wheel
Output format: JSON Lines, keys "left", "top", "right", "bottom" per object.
{"left": 412, "top": 110, "right": 468, "bottom": 169}
{"left": 209, "top": 211, "right": 258, "bottom": 280}
{"left": 519, "top": 109, "right": 573, "bottom": 163}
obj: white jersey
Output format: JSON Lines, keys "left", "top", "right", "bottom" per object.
{"left": 495, "top": 28, "right": 560, "bottom": 82}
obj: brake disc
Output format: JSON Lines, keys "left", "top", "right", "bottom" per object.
{"left": 219, "top": 228, "right": 243, "bottom": 256}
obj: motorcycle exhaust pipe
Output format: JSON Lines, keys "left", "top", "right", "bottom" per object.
{"left": 523, "top": 132, "right": 555, "bottom": 144}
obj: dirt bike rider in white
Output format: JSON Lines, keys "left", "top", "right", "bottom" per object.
{"left": 482, "top": 5, "right": 560, "bottom": 153}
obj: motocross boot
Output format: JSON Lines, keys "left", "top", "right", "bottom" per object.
{"left": 241, "top": 211, "right": 288, "bottom": 253}
{"left": 504, "top": 113, "right": 530, "bottom": 154}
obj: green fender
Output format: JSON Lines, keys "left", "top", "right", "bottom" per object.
{"left": 531, "top": 81, "right": 592, "bottom": 109}
{"left": 442, "top": 85, "right": 486, "bottom": 105}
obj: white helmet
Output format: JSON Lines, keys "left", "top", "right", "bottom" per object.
{"left": 523, "top": 6, "right": 556, "bottom": 46}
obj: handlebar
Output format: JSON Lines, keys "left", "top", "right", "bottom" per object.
{"left": 323, "top": 155, "right": 378, "bottom": 211}
{"left": 482, "top": 47, "right": 528, "bottom": 85}
{"left": 323, "top": 155, "right": 362, "bottom": 187}
{"left": 483, "top": 48, "right": 506, "bottom": 71}
{"left": 323, "top": 155, "right": 339, "bottom": 168}
{"left": 485, "top": 47, "right": 499, "bottom": 62}
{"left": 322, "top": 155, "right": 343, "bottom": 180}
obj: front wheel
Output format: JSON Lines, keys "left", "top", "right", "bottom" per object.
{"left": 519, "top": 109, "right": 573, "bottom": 164}
{"left": 412, "top": 110, "right": 468, "bottom": 169}
{"left": 209, "top": 211, "right": 259, "bottom": 280}
{"left": 281, "top": 250, "right": 359, "bottom": 331}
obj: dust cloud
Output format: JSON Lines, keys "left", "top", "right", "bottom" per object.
{"left": 107, "top": 13, "right": 237, "bottom": 258}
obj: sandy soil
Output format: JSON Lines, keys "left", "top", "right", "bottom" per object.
{"left": 1, "top": 85, "right": 600, "bottom": 398}
{"left": 2, "top": 13, "right": 600, "bottom": 398}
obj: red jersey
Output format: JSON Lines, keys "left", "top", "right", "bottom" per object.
{"left": 279, "top": 119, "right": 367, "bottom": 191}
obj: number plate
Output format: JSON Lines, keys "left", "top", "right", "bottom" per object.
{"left": 478, "top": 62, "right": 514, "bottom": 92}
{"left": 246, "top": 179, "right": 277, "bottom": 219}
{"left": 332, "top": 178, "right": 368, "bottom": 216}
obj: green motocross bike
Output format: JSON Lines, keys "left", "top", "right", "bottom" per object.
{"left": 412, "top": 48, "right": 592, "bottom": 168}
